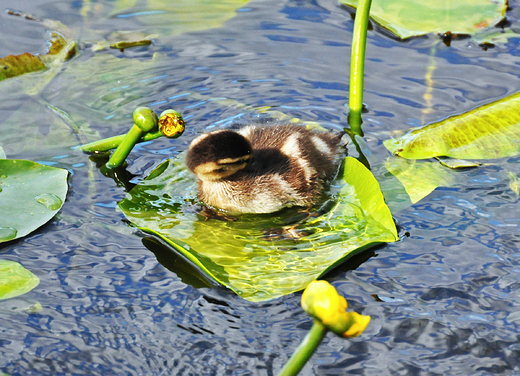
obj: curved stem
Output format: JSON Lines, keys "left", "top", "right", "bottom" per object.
{"left": 106, "top": 125, "right": 143, "bottom": 169}
{"left": 80, "top": 130, "right": 164, "bottom": 153}
{"left": 348, "top": 0, "right": 372, "bottom": 137}
{"left": 277, "top": 320, "right": 328, "bottom": 376}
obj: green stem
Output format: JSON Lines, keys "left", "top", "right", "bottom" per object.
{"left": 277, "top": 320, "right": 328, "bottom": 376}
{"left": 346, "top": 130, "right": 371, "bottom": 170}
{"left": 106, "top": 125, "right": 143, "bottom": 169}
{"left": 348, "top": 0, "right": 372, "bottom": 137}
{"left": 80, "top": 131, "right": 164, "bottom": 153}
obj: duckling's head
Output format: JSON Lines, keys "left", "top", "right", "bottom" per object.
{"left": 187, "top": 129, "right": 252, "bottom": 181}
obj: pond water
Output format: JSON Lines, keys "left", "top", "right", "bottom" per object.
{"left": 1, "top": 0, "right": 520, "bottom": 374}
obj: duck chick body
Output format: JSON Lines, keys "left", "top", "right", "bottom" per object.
{"left": 186, "top": 124, "right": 343, "bottom": 214}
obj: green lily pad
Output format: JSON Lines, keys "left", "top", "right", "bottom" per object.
{"left": 0, "top": 260, "right": 40, "bottom": 300}
{"left": 340, "top": 0, "right": 507, "bottom": 39}
{"left": 383, "top": 91, "right": 520, "bottom": 160}
{"left": 383, "top": 157, "right": 456, "bottom": 205}
{"left": 111, "top": 0, "right": 250, "bottom": 37}
{"left": 118, "top": 156, "right": 397, "bottom": 302}
{"left": 0, "top": 160, "right": 68, "bottom": 243}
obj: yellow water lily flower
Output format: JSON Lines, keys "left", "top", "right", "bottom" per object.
{"left": 301, "top": 280, "right": 370, "bottom": 337}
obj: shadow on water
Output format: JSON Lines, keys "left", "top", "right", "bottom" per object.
{"left": 142, "top": 236, "right": 214, "bottom": 290}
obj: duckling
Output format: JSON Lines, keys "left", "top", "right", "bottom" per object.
{"left": 186, "top": 124, "right": 344, "bottom": 214}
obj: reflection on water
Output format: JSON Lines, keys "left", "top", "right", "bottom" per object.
{"left": 1, "top": 0, "right": 520, "bottom": 374}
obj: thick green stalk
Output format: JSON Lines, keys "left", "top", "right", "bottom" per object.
{"left": 277, "top": 320, "right": 328, "bottom": 376}
{"left": 106, "top": 125, "right": 144, "bottom": 169}
{"left": 348, "top": 0, "right": 372, "bottom": 136}
{"left": 80, "top": 131, "right": 164, "bottom": 153}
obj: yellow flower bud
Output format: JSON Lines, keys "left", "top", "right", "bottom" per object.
{"left": 301, "top": 280, "right": 370, "bottom": 337}
{"left": 158, "top": 109, "right": 185, "bottom": 138}
{"left": 341, "top": 312, "right": 371, "bottom": 338}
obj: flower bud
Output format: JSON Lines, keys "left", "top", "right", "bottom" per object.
{"left": 133, "top": 107, "right": 158, "bottom": 133}
{"left": 302, "top": 280, "right": 370, "bottom": 337}
{"left": 159, "top": 109, "right": 185, "bottom": 138}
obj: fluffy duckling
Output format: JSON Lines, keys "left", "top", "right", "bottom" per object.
{"left": 186, "top": 124, "right": 344, "bottom": 214}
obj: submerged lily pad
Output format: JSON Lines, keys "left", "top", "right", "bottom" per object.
{"left": 340, "top": 0, "right": 507, "bottom": 39}
{"left": 111, "top": 0, "right": 250, "bottom": 37}
{"left": 118, "top": 156, "right": 397, "bottom": 302}
{"left": 0, "top": 260, "right": 40, "bottom": 300}
{"left": 0, "top": 160, "right": 68, "bottom": 243}
{"left": 384, "top": 91, "right": 520, "bottom": 160}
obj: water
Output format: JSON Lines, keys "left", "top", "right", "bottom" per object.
{"left": 1, "top": 0, "right": 520, "bottom": 374}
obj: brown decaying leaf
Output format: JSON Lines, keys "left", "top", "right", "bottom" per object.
{"left": 0, "top": 53, "right": 47, "bottom": 81}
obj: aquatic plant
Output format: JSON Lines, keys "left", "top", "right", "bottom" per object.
{"left": 277, "top": 281, "right": 370, "bottom": 376}
{"left": 0, "top": 160, "right": 68, "bottom": 243}
{"left": 1, "top": 0, "right": 519, "bottom": 373}
{"left": 81, "top": 108, "right": 185, "bottom": 161}
{"left": 0, "top": 260, "right": 40, "bottom": 301}
{"left": 340, "top": 0, "right": 507, "bottom": 41}
{"left": 347, "top": 0, "right": 371, "bottom": 136}
{"left": 384, "top": 91, "right": 520, "bottom": 160}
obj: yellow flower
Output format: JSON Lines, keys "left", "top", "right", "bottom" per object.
{"left": 158, "top": 110, "right": 185, "bottom": 139}
{"left": 301, "top": 280, "right": 370, "bottom": 337}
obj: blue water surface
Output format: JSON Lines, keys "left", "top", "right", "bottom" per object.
{"left": 1, "top": 0, "right": 520, "bottom": 375}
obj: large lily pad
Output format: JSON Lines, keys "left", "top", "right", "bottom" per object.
{"left": 340, "top": 0, "right": 507, "bottom": 39}
{"left": 384, "top": 91, "right": 520, "bottom": 160}
{"left": 0, "top": 260, "right": 40, "bottom": 300}
{"left": 0, "top": 160, "right": 68, "bottom": 243}
{"left": 118, "top": 156, "right": 397, "bottom": 302}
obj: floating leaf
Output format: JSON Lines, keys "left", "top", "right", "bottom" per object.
{"left": 472, "top": 28, "right": 520, "bottom": 46}
{"left": 340, "top": 0, "right": 507, "bottom": 39}
{"left": 384, "top": 91, "right": 520, "bottom": 160}
{"left": 0, "top": 160, "right": 68, "bottom": 243}
{"left": 383, "top": 157, "right": 456, "bottom": 205}
{"left": 118, "top": 156, "right": 397, "bottom": 302}
{"left": 0, "top": 31, "right": 76, "bottom": 83}
{"left": 0, "top": 260, "right": 40, "bottom": 300}
{"left": 0, "top": 53, "right": 47, "bottom": 81}
{"left": 46, "top": 32, "right": 69, "bottom": 56}
{"left": 109, "top": 40, "right": 153, "bottom": 50}
{"left": 111, "top": 0, "right": 250, "bottom": 37}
